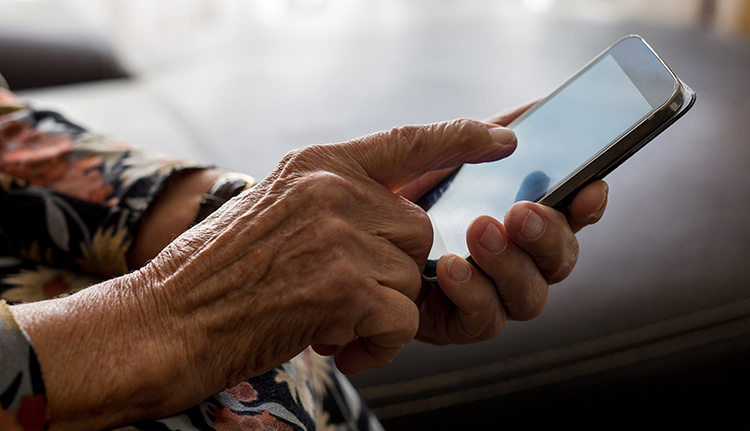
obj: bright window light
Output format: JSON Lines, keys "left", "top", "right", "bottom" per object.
{"left": 522, "top": 0, "right": 555, "bottom": 13}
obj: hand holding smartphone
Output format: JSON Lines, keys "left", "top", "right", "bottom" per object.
{"left": 420, "top": 35, "right": 695, "bottom": 280}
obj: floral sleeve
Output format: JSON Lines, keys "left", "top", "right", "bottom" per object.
{"left": 0, "top": 88, "right": 209, "bottom": 285}
{"left": 0, "top": 86, "right": 384, "bottom": 430}
{"left": 0, "top": 300, "right": 46, "bottom": 431}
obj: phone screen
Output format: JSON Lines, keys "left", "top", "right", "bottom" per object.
{"left": 424, "top": 37, "right": 679, "bottom": 259}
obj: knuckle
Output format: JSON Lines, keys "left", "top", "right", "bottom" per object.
{"left": 386, "top": 125, "right": 426, "bottom": 162}
{"left": 389, "top": 124, "right": 424, "bottom": 147}
{"left": 470, "top": 320, "right": 505, "bottom": 344}
{"left": 394, "top": 257, "right": 424, "bottom": 299}
{"left": 409, "top": 202, "right": 433, "bottom": 241}
{"left": 286, "top": 144, "right": 319, "bottom": 163}
{"left": 331, "top": 261, "right": 368, "bottom": 298}
{"left": 278, "top": 147, "right": 301, "bottom": 167}
{"left": 389, "top": 119, "right": 481, "bottom": 148}
{"left": 506, "top": 278, "right": 549, "bottom": 321}
{"left": 281, "top": 144, "right": 336, "bottom": 174}
{"left": 291, "top": 171, "right": 357, "bottom": 210}
{"left": 302, "top": 170, "right": 350, "bottom": 192}
{"left": 405, "top": 306, "right": 421, "bottom": 339}
{"left": 384, "top": 298, "right": 420, "bottom": 341}
{"left": 302, "top": 227, "right": 372, "bottom": 302}
{"left": 472, "top": 306, "right": 507, "bottom": 342}
{"left": 398, "top": 200, "right": 434, "bottom": 260}
{"left": 315, "top": 326, "right": 356, "bottom": 347}
{"left": 277, "top": 147, "right": 310, "bottom": 173}
{"left": 317, "top": 215, "right": 354, "bottom": 239}
{"left": 544, "top": 236, "right": 579, "bottom": 283}
{"left": 447, "top": 118, "right": 484, "bottom": 146}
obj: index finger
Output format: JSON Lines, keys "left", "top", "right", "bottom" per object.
{"left": 342, "top": 118, "right": 517, "bottom": 192}
{"left": 398, "top": 100, "right": 541, "bottom": 201}
{"left": 483, "top": 99, "right": 540, "bottom": 126}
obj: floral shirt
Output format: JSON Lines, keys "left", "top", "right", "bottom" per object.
{"left": 0, "top": 85, "right": 382, "bottom": 431}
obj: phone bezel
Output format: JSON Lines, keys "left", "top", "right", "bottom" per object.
{"left": 521, "top": 35, "right": 690, "bottom": 211}
{"left": 420, "top": 35, "right": 695, "bottom": 282}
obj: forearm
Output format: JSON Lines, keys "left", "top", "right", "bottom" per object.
{"left": 10, "top": 271, "right": 200, "bottom": 430}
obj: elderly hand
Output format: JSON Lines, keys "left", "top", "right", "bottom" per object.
{"left": 400, "top": 101, "right": 609, "bottom": 345}
{"left": 12, "top": 117, "right": 516, "bottom": 430}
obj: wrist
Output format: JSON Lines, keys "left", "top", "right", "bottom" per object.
{"left": 11, "top": 272, "right": 195, "bottom": 430}
{"left": 127, "top": 169, "right": 254, "bottom": 270}
{"left": 127, "top": 168, "right": 225, "bottom": 269}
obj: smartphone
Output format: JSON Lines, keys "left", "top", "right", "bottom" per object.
{"left": 419, "top": 35, "right": 695, "bottom": 277}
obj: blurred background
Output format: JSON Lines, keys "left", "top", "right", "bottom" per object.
{"left": 3, "top": 0, "right": 750, "bottom": 428}
{"left": 2, "top": 0, "right": 748, "bottom": 176}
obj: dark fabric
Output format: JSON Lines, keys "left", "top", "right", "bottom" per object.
{"left": 0, "top": 94, "right": 382, "bottom": 430}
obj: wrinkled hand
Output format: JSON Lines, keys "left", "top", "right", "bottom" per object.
{"left": 153, "top": 119, "right": 515, "bottom": 380}
{"left": 401, "top": 101, "right": 609, "bottom": 345}
{"left": 12, "top": 117, "right": 516, "bottom": 430}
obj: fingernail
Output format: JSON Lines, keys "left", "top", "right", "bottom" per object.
{"left": 447, "top": 256, "right": 472, "bottom": 282}
{"left": 488, "top": 126, "right": 516, "bottom": 146}
{"left": 479, "top": 223, "right": 507, "bottom": 254}
{"left": 585, "top": 183, "right": 609, "bottom": 223}
{"left": 595, "top": 183, "right": 609, "bottom": 217}
{"left": 520, "top": 209, "right": 546, "bottom": 240}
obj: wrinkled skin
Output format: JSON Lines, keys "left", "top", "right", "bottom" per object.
{"left": 12, "top": 103, "right": 608, "bottom": 430}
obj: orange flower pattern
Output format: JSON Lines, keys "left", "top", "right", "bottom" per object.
{"left": 0, "top": 89, "right": 381, "bottom": 430}
{"left": 0, "top": 107, "right": 207, "bottom": 275}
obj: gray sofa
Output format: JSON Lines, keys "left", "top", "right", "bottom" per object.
{"left": 5, "top": 3, "right": 750, "bottom": 429}
{"left": 0, "top": 4, "right": 125, "bottom": 90}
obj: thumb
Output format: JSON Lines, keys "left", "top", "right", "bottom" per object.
{"left": 342, "top": 118, "right": 516, "bottom": 192}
